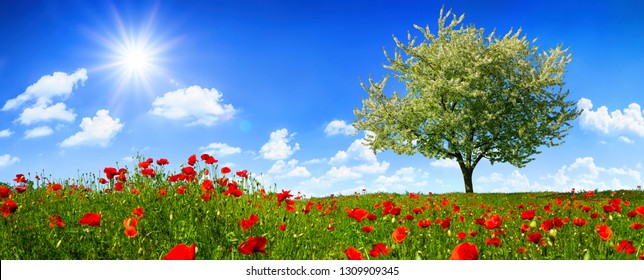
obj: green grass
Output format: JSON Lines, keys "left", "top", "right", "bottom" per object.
{"left": 1, "top": 158, "right": 643, "bottom": 260}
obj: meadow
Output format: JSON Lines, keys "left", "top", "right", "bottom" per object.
{"left": 1, "top": 153, "right": 643, "bottom": 260}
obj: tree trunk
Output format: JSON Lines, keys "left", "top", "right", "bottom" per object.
{"left": 460, "top": 166, "right": 474, "bottom": 193}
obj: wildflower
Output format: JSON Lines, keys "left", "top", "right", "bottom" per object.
{"left": 187, "top": 154, "right": 197, "bottom": 166}
{"left": 572, "top": 218, "right": 587, "bottom": 227}
{"left": 450, "top": 242, "right": 479, "bottom": 260}
{"left": 79, "top": 212, "right": 101, "bottom": 227}
{"left": 0, "top": 186, "right": 12, "bottom": 198}
{"left": 392, "top": 227, "right": 408, "bottom": 244}
{"left": 369, "top": 243, "right": 389, "bottom": 258}
{"left": 483, "top": 213, "right": 502, "bottom": 229}
{"left": 238, "top": 236, "right": 268, "bottom": 255}
{"left": 156, "top": 158, "right": 169, "bottom": 165}
{"left": 163, "top": 243, "right": 196, "bottom": 260}
{"left": 417, "top": 219, "right": 432, "bottom": 228}
{"left": 457, "top": 232, "right": 467, "bottom": 240}
{"left": 361, "top": 226, "right": 374, "bottom": 233}
{"left": 236, "top": 170, "right": 248, "bottom": 178}
{"left": 15, "top": 185, "right": 27, "bottom": 194}
{"left": 132, "top": 207, "right": 144, "bottom": 217}
{"left": 345, "top": 208, "right": 369, "bottom": 222}
{"left": 123, "top": 217, "right": 138, "bottom": 238}
{"left": 485, "top": 237, "right": 501, "bottom": 247}
{"left": 631, "top": 222, "right": 642, "bottom": 230}
{"left": 615, "top": 240, "right": 636, "bottom": 254}
{"left": 521, "top": 210, "right": 535, "bottom": 220}
{"left": 526, "top": 232, "right": 542, "bottom": 244}
{"left": 239, "top": 214, "right": 259, "bottom": 231}
{"left": 596, "top": 224, "right": 613, "bottom": 241}
{"left": 221, "top": 167, "right": 231, "bottom": 174}
{"left": 344, "top": 247, "right": 363, "bottom": 260}
{"left": 48, "top": 215, "right": 65, "bottom": 228}
{"left": 279, "top": 224, "right": 286, "bottom": 231}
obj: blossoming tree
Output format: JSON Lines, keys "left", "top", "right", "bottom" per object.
{"left": 353, "top": 8, "right": 581, "bottom": 193}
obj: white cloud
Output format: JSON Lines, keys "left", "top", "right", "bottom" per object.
{"left": 0, "top": 129, "right": 13, "bottom": 138}
{"left": 475, "top": 157, "right": 641, "bottom": 193}
{"left": 329, "top": 138, "right": 377, "bottom": 165}
{"left": 268, "top": 160, "right": 288, "bottom": 174}
{"left": 2, "top": 68, "right": 87, "bottom": 111}
{"left": 285, "top": 166, "right": 311, "bottom": 178}
{"left": 372, "top": 167, "right": 430, "bottom": 192}
{"left": 302, "top": 158, "right": 326, "bottom": 165}
{"left": 0, "top": 154, "right": 20, "bottom": 168}
{"left": 17, "top": 102, "right": 76, "bottom": 125}
{"left": 326, "top": 166, "right": 362, "bottom": 181}
{"left": 199, "top": 142, "right": 241, "bottom": 157}
{"left": 352, "top": 161, "right": 390, "bottom": 174}
{"left": 430, "top": 158, "right": 460, "bottom": 168}
{"left": 24, "top": 126, "right": 53, "bottom": 138}
{"left": 150, "top": 85, "right": 235, "bottom": 126}
{"left": 259, "top": 128, "right": 299, "bottom": 160}
{"left": 60, "top": 110, "right": 123, "bottom": 148}
{"left": 577, "top": 98, "right": 644, "bottom": 137}
{"left": 618, "top": 136, "right": 634, "bottom": 143}
{"left": 324, "top": 120, "right": 356, "bottom": 136}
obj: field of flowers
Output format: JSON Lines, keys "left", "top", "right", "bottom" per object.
{"left": 1, "top": 153, "right": 643, "bottom": 260}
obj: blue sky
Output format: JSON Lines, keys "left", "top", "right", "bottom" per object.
{"left": 0, "top": 0, "right": 642, "bottom": 196}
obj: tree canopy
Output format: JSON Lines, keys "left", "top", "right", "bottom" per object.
{"left": 353, "top": 8, "right": 581, "bottom": 193}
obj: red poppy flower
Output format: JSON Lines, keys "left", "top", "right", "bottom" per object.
{"left": 590, "top": 212, "right": 600, "bottom": 219}
{"left": 367, "top": 213, "right": 377, "bottom": 221}
{"left": 581, "top": 206, "right": 592, "bottom": 212}
{"left": 474, "top": 218, "right": 485, "bottom": 225}
{"left": 483, "top": 213, "right": 502, "bottom": 230}
{"left": 48, "top": 215, "right": 65, "bottom": 228}
{"left": 187, "top": 154, "right": 197, "bottom": 166}
{"left": 485, "top": 237, "right": 501, "bottom": 247}
{"left": 344, "top": 247, "right": 363, "bottom": 260}
{"left": 345, "top": 208, "right": 369, "bottom": 222}
{"left": 238, "top": 236, "right": 268, "bottom": 255}
{"left": 15, "top": 185, "right": 26, "bottom": 194}
{"left": 163, "top": 243, "right": 196, "bottom": 260}
{"left": 159, "top": 188, "right": 167, "bottom": 197}
{"left": 99, "top": 178, "right": 108, "bottom": 184}
{"left": 0, "top": 186, "right": 12, "bottom": 198}
{"left": 517, "top": 247, "right": 529, "bottom": 254}
{"left": 520, "top": 224, "right": 531, "bottom": 233}
{"left": 457, "top": 232, "right": 467, "bottom": 240}
{"left": 636, "top": 206, "right": 644, "bottom": 217}
{"left": 362, "top": 226, "right": 374, "bottom": 233}
{"left": 114, "top": 182, "right": 123, "bottom": 192}
{"left": 239, "top": 214, "right": 259, "bottom": 231}
{"left": 201, "top": 180, "right": 214, "bottom": 193}
{"left": 176, "top": 186, "right": 187, "bottom": 194}
{"left": 279, "top": 224, "right": 286, "bottom": 231}
{"left": 132, "top": 207, "right": 144, "bottom": 217}
{"left": 615, "top": 240, "right": 636, "bottom": 254}
{"left": 450, "top": 242, "right": 479, "bottom": 260}
{"left": 440, "top": 218, "right": 451, "bottom": 229}
{"left": 596, "top": 224, "right": 613, "bottom": 241}
{"left": 123, "top": 217, "right": 139, "bottom": 238}
{"left": 417, "top": 219, "right": 432, "bottom": 228}
{"left": 392, "top": 227, "right": 408, "bottom": 244}
{"left": 631, "top": 222, "right": 643, "bottom": 230}
{"left": 221, "top": 167, "right": 231, "bottom": 174}
{"left": 156, "top": 158, "right": 169, "bottom": 165}
{"left": 521, "top": 210, "right": 535, "bottom": 220}
{"left": 602, "top": 205, "right": 615, "bottom": 213}
{"left": 79, "top": 212, "right": 101, "bottom": 227}
{"left": 13, "top": 174, "right": 27, "bottom": 183}
{"left": 412, "top": 207, "right": 423, "bottom": 214}
{"left": 369, "top": 243, "right": 389, "bottom": 258}
{"left": 627, "top": 211, "right": 638, "bottom": 218}
{"left": 526, "top": 232, "right": 542, "bottom": 244}
{"left": 236, "top": 170, "right": 248, "bottom": 178}
{"left": 469, "top": 230, "right": 478, "bottom": 237}
{"left": 572, "top": 218, "right": 587, "bottom": 227}
{"left": 200, "top": 193, "right": 211, "bottom": 202}
{"left": 541, "top": 220, "right": 554, "bottom": 231}
{"left": 277, "top": 189, "right": 293, "bottom": 205}
{"left": 224, "top": 182, "right": 243, "bottom": 197}
{"left": 138, "top": 161, "right": 150, "bottom": 169}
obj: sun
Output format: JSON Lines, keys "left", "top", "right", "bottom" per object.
{"left": 118, "top": 42, "right": 153, "bottom": 76}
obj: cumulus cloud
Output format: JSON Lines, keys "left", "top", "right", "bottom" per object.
{"left": 2, "top": 68, "right": 87, "bottom": 111}
{"left": 267, "top": 159, "right": 311, "bottom": 178}
{"left": 24, "top": 126, "right": 53, "bottom": 138}
{"left": 0, "top": 154, "right": 20, "bottom": 168}
{"left": 259, "top": 128, "right": 300, "bottom": 160}
{"left": 150, "top": 85, "right": 235, "bottom": 126}
{"left": 372, "top": 167, "right": 430, "bottom": 192}
{"left": 430, "top": 158, "right": 460, "bottom": 168}
{"left": 324, "top": 120, "right": 356, "bottom": 136}
{"left": 577, "top": 98, "right": 644, "bottom": 137}
{"left": 329, "top": 138, "right": 377, "bottom": 164}
{"left": 0, "top": 129, "right": 13, "bottom": 138}
{"left": 475, "top": 157, "right": 641, "bottom": 193}
{"left": 199, "top": 142, "right": 241, "bottom": 157}
{"left": 60, "top": 110, "right": 123, "bottom": 148}
{"left": 17, "top": 102, "right": 76, "bottom": 125}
